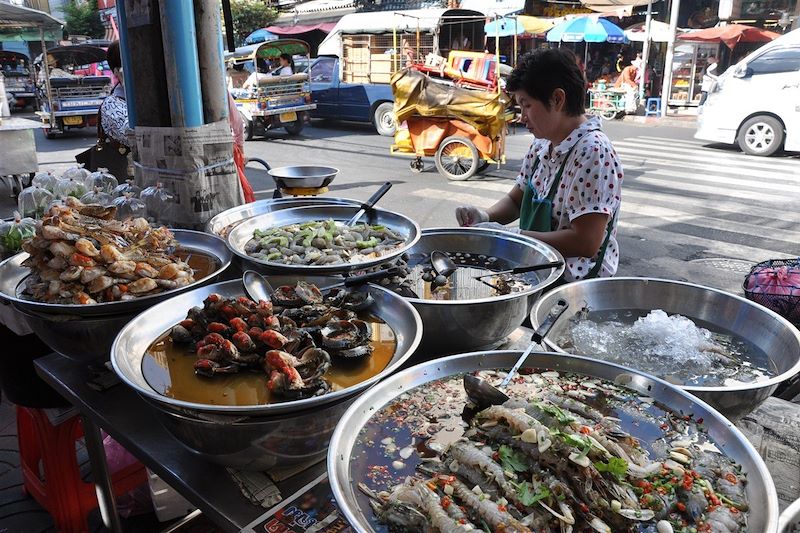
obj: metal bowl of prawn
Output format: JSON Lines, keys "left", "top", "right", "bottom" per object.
{"left": 0, "top": 229, "right": 232, "bottom": 318}
{"left": 327, "top": 351, "right": 780, "bottom": 532}
{"left": 205, "top": 197, "right": 361, "bottom": 238}
{"left": 110, "top": 276, "right": 423, "bottom": 469}
{"left": 530, "top": 277, "right": 800, "bottom": 421}
{"left": 226, "top": 205, "right": 421, "bottom": 275}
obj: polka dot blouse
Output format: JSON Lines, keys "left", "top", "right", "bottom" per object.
{"left": 514, "top": 116, "right": 622, "bottom": 282}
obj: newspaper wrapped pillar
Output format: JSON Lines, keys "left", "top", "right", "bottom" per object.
{"left": 133, "top": 119, "right": 244, "bottom": 229}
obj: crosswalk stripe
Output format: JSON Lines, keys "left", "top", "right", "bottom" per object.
{"left": 632, "top": 176, "right": 789, "bottom": 203}
{"left": 412, "top": 188, "right": 497, "bottom": 209}
{"left": 617, "top": 140, "right": 800, "bottom": 171}
{"left": 619, "top": 155, "right": 800, "bottom": 186}
{"left": 621, "top": 201, "right": 800, "bottom": 243}
{"left": 618, "top": 219, "right": 790, "bottom": 260}
{"left": 615, "top": 143, "right": 800, "bottom": 174}
{"left": 635, "top": 135, "right": 706, "bottom": 147}
{"left": 451, "top": 181, "right": 514, "bottom": 194}
{"left": 627, "top": 137, "right": 800, "bottom": 168}
{"left": 622, "top": 165, "right": 800, "bottom": 193}
{"left": 621, "top": 187, "right": 799, "bottom": 226}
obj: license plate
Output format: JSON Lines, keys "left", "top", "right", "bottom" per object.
{"left": 62, "top": 116, "right": 83, "bottom": 126}
{"left": 279, "top": 111, "right": 297, "bottom": 123}
{"left": 62, "top": 99, "right": 103, "bottom": 108}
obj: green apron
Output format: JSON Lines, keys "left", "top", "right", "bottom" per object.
{"left": 519, "top": 145, "right": 615, "bottom": 280}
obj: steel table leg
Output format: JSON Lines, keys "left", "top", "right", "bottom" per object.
{"left": 81, "top": 415, "right": 123, "bottom": 532}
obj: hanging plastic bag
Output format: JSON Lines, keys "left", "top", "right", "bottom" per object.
{"left": 113, "top": 193, "right": 147, "bottom": 221}
{"left": 80, "top": 187, "right": 113, "bottom": 206}
{"left": 0, "top": 212, "right": 36, "bottom": 254}
{"left": 31, "top": 171, "right": 59, "bottom": 193}
{"left": 84, "top": 167, "right": 119, "bottom": 194}
{"left": 17, "top": 185, "right": 55, "bottom": 219}
{"left": 112, "top": 179, "right": 142, "bottom": 198}
{"left": 140, "top": 182, "right": 175, "bottom": 223}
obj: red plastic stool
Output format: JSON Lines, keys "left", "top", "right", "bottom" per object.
{"left": 16, "top": 406, "right": 148, "bottom": 533}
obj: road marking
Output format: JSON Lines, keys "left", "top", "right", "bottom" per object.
{"left": 621, "top": 201, "right": 800, "bottom": 243}
{"left": 623, "top": 165, "right": 800, "bottom": 193}
{"left": 630, "top": 136, "right": 800, "bottom": 166}
{"left": 632, "top": 176, "right": 789, "bottom": 203}
{"left": 451, "top": 181, "right": 514, "bottom": 193}
{"left": 619, "top": 154, "right": 800, "bottom": 185}
{"left": 615, "top": 143, "right": 800, "bottom": 174}
{"left": 635, "top": 135, "right": 705, "bottom": 146}
{"left": 411, "top": 188, "right": 497, "bottom": 208}
{"left": 619, "top": 219, "right": 791, "bottom": 260}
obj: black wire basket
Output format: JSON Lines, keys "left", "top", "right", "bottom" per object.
{"left": 742, "top": 258, "right": 800, "bottom": 326}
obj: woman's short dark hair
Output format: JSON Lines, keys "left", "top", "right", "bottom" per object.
{"left": 507, "top": 49, "right": 586, "bottom": 116}
{"left": 107, "top": 40, "right": 122, "bottom": 72}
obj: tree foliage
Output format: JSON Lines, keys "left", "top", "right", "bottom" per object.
{"left": 63, "top": 0, "right": 105, "bottom": 39}
{"left": 230, "top": 0, "right": 278, "bottom": 45}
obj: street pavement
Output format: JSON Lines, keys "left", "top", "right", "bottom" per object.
{"left": 6, "top": 115, "right": 800, "bottom": 295}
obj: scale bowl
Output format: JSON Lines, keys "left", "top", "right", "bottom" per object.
{"left": 268, "top": 165, "right": 339, "bottom": 190}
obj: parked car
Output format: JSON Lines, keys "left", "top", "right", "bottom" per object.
{"left": 695, "top": 28, "right": 800, "bottom": 156}
{"left": 310, "top": 55, "right": 396, "bottom": 136}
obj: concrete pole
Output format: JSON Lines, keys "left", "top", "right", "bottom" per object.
{"left": 194, "top": 0, "right": 228, "bottom": 124}
{"left": 115, "top": 0, "right": 136, "bottom": 127}
{"left": 660, "top": 0, "right": 681, "bottom": 118}
{"left": 639, "top": 0, "right": 653, "bottom": 99}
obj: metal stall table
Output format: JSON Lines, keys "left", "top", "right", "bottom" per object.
{"left": 0, "top": 116, "right": 41, "bottom": 194}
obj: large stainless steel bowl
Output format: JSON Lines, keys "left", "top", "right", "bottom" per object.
{"left": 226, "top": 205, "right": 421, "bottom": 275}
{"left": 268, "top": 165, "right": 339, "bottom": 189}
{"left": 779, "top": 497, "right": 800, "bottom": 532}
{"left": 205, "top": 197, "right": 361, "bottom": 238}
{"left": 111, "top": 277, "right": 423, "bottom": 469}
{"left": 531, "top": 277, "right": 800, "bottom": 421}
{"left": 328, "top": 350, "right": 780, "bottom": 532}
{"left": 401, "top": 227, "right": 563, "bottom": 356}
{"left": 0, "top": 230, "right": 232, "bottom": 362}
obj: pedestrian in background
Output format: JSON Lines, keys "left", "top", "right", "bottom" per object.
{"left": 455, "top": 49, "right": 622, "bottom": 284}
{"left": 699, "top": 55, "right": 718, "bottom": 105}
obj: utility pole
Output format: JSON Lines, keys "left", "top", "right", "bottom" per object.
{"left": 660, "top": 0, "right": 681, "bottom": 118}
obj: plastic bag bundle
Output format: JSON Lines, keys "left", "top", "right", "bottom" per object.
{"left": 743, "top": 258, "right": 800, "bottom": 325}
{"left": 84, "top": 167, "right": 119, "bottom": 194}
{"left": 0, "top": 212, "right": 36, "bottom": 254}
{"left": 139, "top": 182, "right": 175, "bottom": 222}
{"left": 60, "top": 164, "right": 91, "bottom": 183}
{"left": 18, "top": 185, "right": 55, "bottom": 219}
{"left": 112, "top": 193, "right": 147, "bottom": 221}
{"left": 112, "top": 179, "right": 142, "bottom": 198}
{"left": 31, "top": 171, "right": 59, "bottom": 192}
{"left": 80, "top": 187, "right": 114, "bottom": 206}
{"left": 54, "top": 177, "right": 88, "bottom": 199}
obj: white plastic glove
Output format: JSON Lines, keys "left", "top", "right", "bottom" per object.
{"left": 455, "top": 205, "right": 489, "bottom": 227}
{"left": 473, "top": 221, "right": 521, "bottom": 234}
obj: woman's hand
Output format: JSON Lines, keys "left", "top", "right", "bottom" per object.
{"left": 455, "top": 205, "right": 489, "bottom": 227}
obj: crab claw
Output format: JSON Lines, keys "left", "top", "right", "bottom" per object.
{"left": 259, "top": 329, "right": 289, "bottom": 350}
{"left": 194, "top": 358, "right": 220, "bottom": 377}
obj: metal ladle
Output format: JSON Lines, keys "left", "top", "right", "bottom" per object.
{"left": 464, "top": 299, "right": 569, "bottom": 409}
{"left": 242, "top": 268, "right": 403, "bottom": 302}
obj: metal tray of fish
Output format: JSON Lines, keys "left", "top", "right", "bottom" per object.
{"left": 328, "top": 351, "right": 779, "bottom": 533}
{"left": 226, "top": 205, "right": 421, "bottom": 274}
{"left": 0, "top": 229, "right": 232, "bottom": 317}
{"left": 205, "top": 197, "right": 361, "bottom": 238}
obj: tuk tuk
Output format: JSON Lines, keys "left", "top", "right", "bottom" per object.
{"left": 0, "top": 51, "right": 35, "bottom": 110}
{"left": 34, "top": 43, "right": 110, "bottom": 138}
{"left": 226, "top": 39, "right": 316, "bottom": 139}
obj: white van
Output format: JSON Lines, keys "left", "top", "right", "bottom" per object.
{"left": 695, "top": 28, "right": 800, "bottom": 156}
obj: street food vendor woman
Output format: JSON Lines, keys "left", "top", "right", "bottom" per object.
{"left": 455, "top": 49, "right": 623, "bottom": 283}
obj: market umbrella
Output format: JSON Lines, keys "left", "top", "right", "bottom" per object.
{"left": 484, "top": 15, "right": 554, "bottom": 37}
{"left": 680, "top": 24, "right": 781, "bottom": 49}
{"left": 546, "top": 16, "right": 627, "bottom": 43}
{"left": 243, "top": 28, "right": 278, "bottom": 45}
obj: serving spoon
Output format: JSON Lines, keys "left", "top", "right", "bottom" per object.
{"left": 464, "top": 299, "right": 569, "bottom": 409}
{"left": 242, "top": 268, "right": 402, "bottom": 302}
{"left": 345, "top": 181, "right": 393, "bottom": 227}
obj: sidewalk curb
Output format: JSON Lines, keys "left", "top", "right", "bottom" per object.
{"left": 621, "top": 115, "right": 697, "bottom": 129}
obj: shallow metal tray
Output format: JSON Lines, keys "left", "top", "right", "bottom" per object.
{"left": 328, "top": 350, "right": 779, "bottom": 533}
{"left": 268, "top": 165, "right": 339, "bottom": 189}
{"left": 0, "top": 229, "right": 232, "bottom": 317}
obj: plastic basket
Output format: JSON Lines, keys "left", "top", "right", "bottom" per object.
{"left": 742, "top": 258, "right": 800, "bottom": 326}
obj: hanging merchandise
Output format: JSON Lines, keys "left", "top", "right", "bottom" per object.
{"left": 61, "top": 164, "right": 92, "bottom": 183}
{"left": 140, "top": 182, "right": 175, "bottom": 222}
{"left": 17, "top": 185, "right": 55, "bottom": 219}
{"left": 112, "top": 193, "right": 147, "bottom": 221}
{"left": 54, "top": 176, "right": 88, "bottom": 199}
{"left": 0, "top": 212, "right": 36, "bottom": 254}
{"left": 80, "top": 187, "right": 114, "bottom": 206}
{"left": 84, "top": 167, "right": 119, "bottom": 194}
{"left": 31, "top": 171, "right": 59, "bottom": 193}
{"left": 112, "top": 179, "right": 142, "bottom": 198}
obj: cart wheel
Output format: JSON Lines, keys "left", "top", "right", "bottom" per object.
{"left": 44, "top": 128, "right": 57, "bottom": 139}
{"left": 242, "top": 113, "right": 254, "bottom": 141}
{"left": 435, "top": 136, "right": 480, "bottom": 181}
{"left": 283, "top": 117, "right": 304, "bottom": 136}
{"left": 409, "top": 158, "right": 424, "bottom": 173}
{"left": 601, "top": 108, "right": 618, "bottom": 120}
